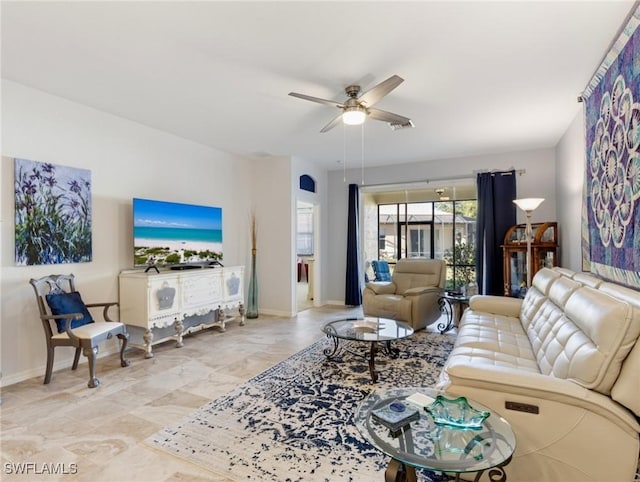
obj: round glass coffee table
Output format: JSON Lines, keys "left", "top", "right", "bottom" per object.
{"left": 322, "top": 317, "right": 414, "bottom": 383}
{"left": 355, "top": 387, "right": 516, "bottom": 482}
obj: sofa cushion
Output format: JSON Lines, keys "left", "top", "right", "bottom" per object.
{"left": 548, "top": 276, "right": 582, "bottom": 307}
{"left": 445, "top": 345, "right": 540, "bottom": 373}
{"left": 468, "top": 295, "right": 522, "bottom": 318}
{"left": 518, "top": 287, "right": 548, "bottom": 331}
{"left": 526, "top": 298, "right": 572, "bottom": 374}
{"left": 572, "top": 272, "right": 604, "bottom": 288}
{"left": 598, "top": 281, "right": 640, "bottom": 415}
{"left": 517, "top": 268, "right": 561, "bottom": 331}
{"left": 532, "top": 267, "right": 562, "bottom": 295}
{"left": 455, "top": 312, "right": 535, "bottom": 360}
{"left": 560, "top": 287, "right": 634, "bottom": 394}
{"left": 611, "top": 340, "right": 640, "bottom": 417}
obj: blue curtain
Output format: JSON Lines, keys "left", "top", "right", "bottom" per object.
{"left": 345, "top": 183, "right": 362, "bottom": 306}
{"left": 476, "top": 171, "right": 516, "bottom": 296}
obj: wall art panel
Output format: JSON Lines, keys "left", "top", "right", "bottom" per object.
{"left": 14, "top": 158, "right": 92, "bottom": 265}
{"left": 581, "top": 5, "right": 640, "bottom": 288}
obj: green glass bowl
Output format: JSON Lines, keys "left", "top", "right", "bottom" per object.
{"left": 425, "top": 395, "right": 490, "bottom": 429}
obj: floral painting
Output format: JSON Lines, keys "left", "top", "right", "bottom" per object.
{"left": 14, "top": 158, "right": 92, "bottom": 265}
{"left": 581, "top": 5, "right": 640, "bottom": 289}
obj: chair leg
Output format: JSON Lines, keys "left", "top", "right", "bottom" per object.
{"left": 72, "top": 347, "right": 81, "bottom": 370}
{"left": 118, "top": 333, "right": 131, "bottom": 368}
{"left": 44, "top": 346, "right": 55, "bottom": 385}
{"left": 83, "top": 345, "right": 100, "bottom": 388}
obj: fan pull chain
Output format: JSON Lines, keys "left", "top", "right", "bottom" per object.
{"left": 361, "top": 123, "right": 365, "bottom": 185}
{"left": 343, "top": 122, "right": 347, "bottom": 182}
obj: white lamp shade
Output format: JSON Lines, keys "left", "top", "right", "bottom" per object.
{"left": 513, "top": 198, "right": 544, "bottom": 213}
{"left": 342, "top": 107, "right": 366, "bottom": 125}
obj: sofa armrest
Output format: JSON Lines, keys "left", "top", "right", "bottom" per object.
{"left": 403, "top": 286, "right": 441, "bottom": 296}
{"left": 364, "top": 282, "right": 397, "bottom": 295}
{"left": 446, "top": 362, "right": 640, "bottom": 434}
{"left": 468, "top": 295, "right": 522, "bottom": 317}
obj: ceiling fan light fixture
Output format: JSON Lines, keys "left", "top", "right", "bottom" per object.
{"left": 342, "top": 106, "right": 366, "bottom": 125}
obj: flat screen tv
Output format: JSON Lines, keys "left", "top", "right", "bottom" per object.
{"left": 133, "top": 198, "right": 222, "bottom": 268}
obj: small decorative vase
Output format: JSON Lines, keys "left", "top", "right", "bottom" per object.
{"left": 246, "top": 249, "right": 259, "bottom": 319}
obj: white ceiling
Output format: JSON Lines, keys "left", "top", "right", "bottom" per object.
{"left": 1, "top": 1, "right": 635, "bottom": 170}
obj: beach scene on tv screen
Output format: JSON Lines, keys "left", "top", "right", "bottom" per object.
{"left": 133, "top": 198, "right": 222, "bottom": 267}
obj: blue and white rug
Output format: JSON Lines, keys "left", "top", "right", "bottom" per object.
{"left": 147, "top": 329, "right": 455, "bottom": 481}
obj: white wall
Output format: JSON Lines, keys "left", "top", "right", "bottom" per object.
{"left": 555, "top": 108, "right": 585, "bottom": 271}
{"left": 1, "top": 81, "right": 255, "bottom": 385}
{"left": 325, "top": 148, "right": 557, "bottom": 303}
{"left": 249, "top": 156, "right": 294, "bottom": 316}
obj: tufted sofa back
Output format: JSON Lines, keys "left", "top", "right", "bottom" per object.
{"left": 392, "top": 258, "right": 446, "bottom": 294}
{"left": 522, "top": 268, "right": 640, "bottom": 414}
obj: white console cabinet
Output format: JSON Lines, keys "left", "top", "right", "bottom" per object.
{"left": 119, "top": 266, "right": 245, "bottom": 358}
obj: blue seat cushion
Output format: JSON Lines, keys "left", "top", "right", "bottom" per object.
{"left": 45, "top": 291, "right": 94, "bottom": 333}
{"left": 372, "top": 260, "right": 391, "bottom": 282}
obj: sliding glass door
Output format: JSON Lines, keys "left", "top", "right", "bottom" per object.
{"left": 376, "top": 199, "right": 477, "bottom": 290}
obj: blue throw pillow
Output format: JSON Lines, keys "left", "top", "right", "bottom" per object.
{"left": 45, "top": 291, "right": 94, "bottom": 333}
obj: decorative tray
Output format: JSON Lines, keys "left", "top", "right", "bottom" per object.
{"left": 425, "top": 395, "right": 490, "bottom": 429}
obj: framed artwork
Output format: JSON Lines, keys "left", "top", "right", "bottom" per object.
{"left": 14, "top": 158, "right": 92, "bottom": 265}
{"left": 581, "top": 5, "right": 640, "bottom": 288}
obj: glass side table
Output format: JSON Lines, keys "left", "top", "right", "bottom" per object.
{"left": 355, "top": 387, "right": 516, "bottom": 482}
{"left": 437, "top": 294, "right": 470, "bottom": 333}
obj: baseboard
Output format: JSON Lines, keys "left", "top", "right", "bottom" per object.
{"left": 256, "top": 308, "right": 296, "bottom": 317}
{"left": 0, "top": 346, "right": 121, "bottom": 388}
{"left": 326, "top": 300, "right": 347, "bottom": 306}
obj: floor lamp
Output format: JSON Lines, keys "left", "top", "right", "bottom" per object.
{"left": 513, "top": 198, "right": 544, "bottom": 289}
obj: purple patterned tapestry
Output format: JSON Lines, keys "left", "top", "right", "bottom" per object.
{"left": 581, "top": 5, "right": 640, "bottom": 289}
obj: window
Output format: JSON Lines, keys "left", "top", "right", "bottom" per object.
{"left": 376, "top": 199, "right": 477, "bottom": 290}
{"left": 296, "top": 205, "right": 313, "bottom": 255}
{"left": 378, "top": 203, "right": 433, "bottom": 262}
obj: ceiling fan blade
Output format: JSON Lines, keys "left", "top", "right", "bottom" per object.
{"left": 358, "top": 75, "right": 404, "bottom": 107}
{"left": 320, "top": 113, "right": 344, "bottom": 133}
{"left": 289, "top": 92, "right": 344, "bottom": 108}
{"left": 368, "top": 107, "right": 412, "bottom": 125}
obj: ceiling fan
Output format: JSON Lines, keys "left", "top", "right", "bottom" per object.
{"left": 289, "top": 75, "right": 414, "bottom": 133}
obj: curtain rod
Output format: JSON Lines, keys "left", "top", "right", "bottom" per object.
{"left": 362, "top": 169, "right": 525, "bottom": 189}
{"left": 424, "top": 168, "right": 525, "bottom": 184}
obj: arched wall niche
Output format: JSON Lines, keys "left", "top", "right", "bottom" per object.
{"left": 299, "top": 174, "right": 316, "bottom": 193}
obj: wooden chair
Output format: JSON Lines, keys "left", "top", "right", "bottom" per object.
{"left": 29, "top": 274, "right": 130, "bottom": 388}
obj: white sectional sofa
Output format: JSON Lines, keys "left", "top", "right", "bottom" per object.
{"left": 438, "top": 267, "right": 640, "bottom": 482}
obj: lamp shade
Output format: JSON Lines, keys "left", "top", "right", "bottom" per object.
{"left": 342, "top": 106, "right": 366, "bottom": 125}
{"left": 513, "top": 198, "right": 544, "bottom": 213}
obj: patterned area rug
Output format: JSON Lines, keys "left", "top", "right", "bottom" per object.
{"left": 147, "top": 329, "right": 455, "bottom": 481}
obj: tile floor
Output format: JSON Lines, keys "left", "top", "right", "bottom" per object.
{"left": 0, "top": 305, "right": 362, "bottom": 482}
{"left": 296, "top": 280, "right": 313, "bottom": 312}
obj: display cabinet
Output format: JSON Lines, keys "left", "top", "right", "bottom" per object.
{"left": 502, "top": 222, "right": 558, "bottom": 297}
